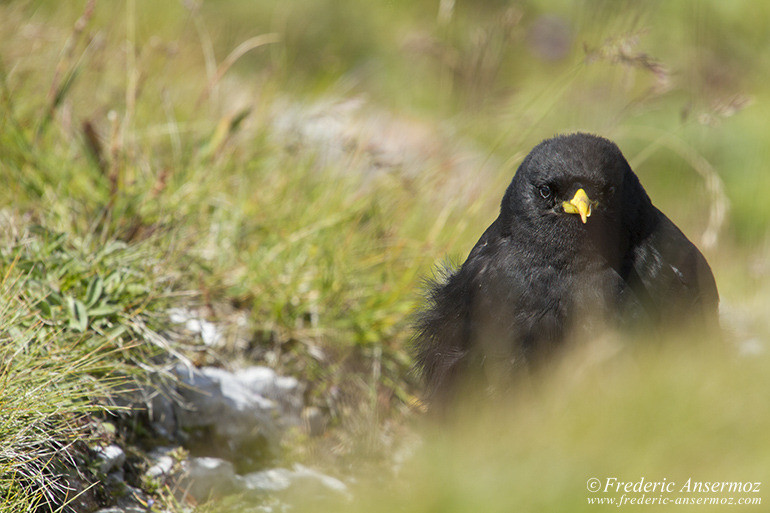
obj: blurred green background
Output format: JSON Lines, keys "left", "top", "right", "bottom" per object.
{"left": 1, "top": 0, "right": 769, "bottom": 511}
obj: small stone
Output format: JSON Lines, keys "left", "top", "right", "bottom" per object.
{"left": 106, "top": 469, "right": 125, "bottom": 485}
{"left": 93, "top": 444, "right": 125, "bottom": 474}
{"left": 242, "top": 467, "right": 293, "bottom": 493}
{"left": 145, "top": 447, "right": 178, "bottom": 481}
{"left": 242, "top": 464, "right": 349, "bottom": 500}
{"left": 235, "top": 367, "right": 277, "bottom": 396}
{"left": 289, "top": 464, "right": 348, "bottom": 497}
{"left": 168, "top": 308, "right": 223, "bottom": 346}
{"left": 173, "top": 365, "right": 279, "bottom": 450}
{"left": 184, "top": 457, "right": 244, "bottom": 502}
{"left": 236, "top": 366, "right": 305, "bottom": 425}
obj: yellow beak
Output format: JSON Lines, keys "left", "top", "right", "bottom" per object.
{"left": 562, "top": 188, "right": 593, "bottom": 224}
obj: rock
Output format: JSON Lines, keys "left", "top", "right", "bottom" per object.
{"left": 286, "top": 464, "right": 348, "bottom": 497}
{"left": 144, "top": 446, "right": 179, "bottom": 482}
{"left": 266, "top": 95, "right": 499, "bottom": 210}
{"left": 146, "top": 383, "right": 177, "bottom": 438}
{"left": 243, "top": 464, "right": 349, "bottom": 501}
{"left": 106, "top": 470, "right": 125, "bottom": 486}
{"left": 242, "top": 467, "right": 292, "bottom": 493}
{"left": 168, "top": 308, "right": 223, "bottom": 346}
{"left": 93, "top": 444, "right": 125, "bottom": 474}
{"left": 235, "top": 366, "right": 305, "bottom": 426}
{"left": 180, "top": 457, "right": 349, "bottom": 506}
{"left": 173, "top": 365, "right": 279, "bottom": 453}
{"left": 183, "top": 457, "right": 244, "bottom": 502}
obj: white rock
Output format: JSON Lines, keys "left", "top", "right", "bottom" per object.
{"left": 242, "top": 467, "right": 293, "bottom": 493}
{"left": 188, "top": 318, "right": 222, "bottom": 346}
{"left": 243, "top": 464, "right": 349, "bottom": 500}
{"left": 236, "top": 366, "right": 305, "bottom": 425}
{"left": 173, "top": 365, "right": 279, "bottom": 449}
{"left": 235, "top": 366, "right": 277, "bottom": 396}
{"left": 168, "top": 308, "right": 222, "bottom": 346}
{"left": 145, "top": 447, "right": 177, "bottom": 481}
{"left": 184, "top": 457, "right": 244, "bottom": 501}
{"left": 94, "top": 444, "right": 125, "bottom": 474}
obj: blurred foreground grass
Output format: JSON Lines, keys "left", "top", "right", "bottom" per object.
{"left": 337, "top": 341, "right": 770, "bottom": 513}
{"left": 1, "top": 0, "right": 769, "bottom": 511}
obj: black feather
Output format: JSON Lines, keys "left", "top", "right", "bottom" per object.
{"left": 413, "top": 133, "right": 719, "bottom": 405}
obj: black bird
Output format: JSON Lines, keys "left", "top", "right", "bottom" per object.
{"left": 414, "top": 133, "right": 719, "bottom": 403}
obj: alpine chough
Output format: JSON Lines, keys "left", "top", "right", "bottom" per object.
{"left": 414, "top": 133, "right": 719, "bottom": 403}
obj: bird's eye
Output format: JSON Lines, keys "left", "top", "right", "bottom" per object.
{"left": 607, "top": 186, "right": 616, "bottom": 196}
{"left": 538, "top": 184, "right": 552, "bottom": 199}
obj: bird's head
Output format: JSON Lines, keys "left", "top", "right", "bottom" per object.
{"left": 500, "top": 133, "right": 649, "bottom": 261}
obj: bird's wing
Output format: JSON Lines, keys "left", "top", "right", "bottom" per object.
{"left": 413, "top": 264, "right": 474, "bottom": 401}
{"left": 413, "top": 218, "right": 507, "bottom": 401}
{"left": 627, "top": 208, "right": 719, "bottom": 325}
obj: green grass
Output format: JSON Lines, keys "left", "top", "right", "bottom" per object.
{"left": 340, "top": 341, "right": 770, "bottom": 513}
{"left": 0, "top": 215, "right": 187, "bottom": 511}
{"left": 1, "top": 0, "right": 769, "bottom": 511}
{"left": 0, "top": 257, "right": 112, "bottom": 512}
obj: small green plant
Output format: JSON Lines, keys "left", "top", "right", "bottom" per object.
{"left": 0, "top": 272, "right": 106, "bottom": 512}
{"left": 0, "top": 214, "right": 189, "bottom": 510}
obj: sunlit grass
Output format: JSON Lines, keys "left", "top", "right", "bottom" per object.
{"left": 0, "top": 263, "right": 112, "bottom": 511}
{"left": 324, "top": 339, "right": 770, "bottom": 513}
